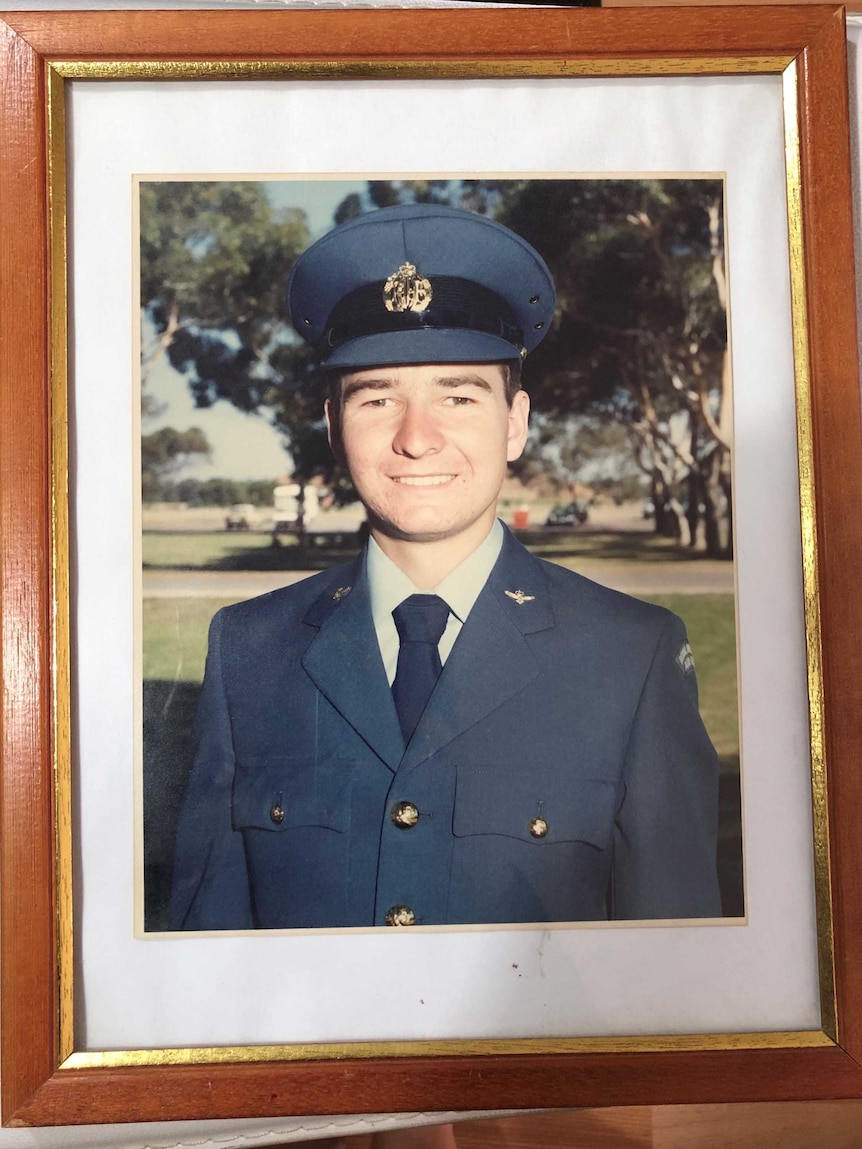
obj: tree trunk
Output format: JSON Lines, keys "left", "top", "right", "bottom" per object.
{"left": 666, "top": 497, "right": 691, "bottom": 546}
{"left": 701, "top": 444, "right": 733, "bottom": 559}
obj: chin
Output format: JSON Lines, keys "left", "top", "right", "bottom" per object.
{"left": 370, "top": 505, "right": 492, "bottom": 545}
{"left": 372, "top": 518, "right": 459, "bottom": 543}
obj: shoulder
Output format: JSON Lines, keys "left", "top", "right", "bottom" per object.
{"left": 539, "top": 555, "right": 675, "bottom": 634}
{"left": 211, "top": 560, "right": 358, "bottom": 639}
{"left": 530, "top": 555, "right": 692, "bottom": 683}
{"left": 497, "top": 526, "right": 676, "bottom": 635}
{"left": 491, "top": 529, "right": 686, "bottom": 677}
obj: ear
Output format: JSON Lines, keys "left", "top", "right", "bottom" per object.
{"left": 324, "top": 398, "right": 344, "bottom": 463}
{"left": 506, "top": 388, "right": 530, "bottom": 462}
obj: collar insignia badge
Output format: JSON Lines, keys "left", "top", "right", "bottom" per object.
{"left": 383, "top": 263, "right": 433, "bottom": 313}
{"left": 331, "top": 586, "right": 352, "bottom": 601}
{"left": 505, "top": 589, "right": 535, "bottom": 605}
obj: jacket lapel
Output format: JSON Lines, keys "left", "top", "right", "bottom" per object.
{"left": 399, "top": 530, "right": 555, "bottom": 774}
{"left": 301, "top": 556, "right": 404, "bottom": 772}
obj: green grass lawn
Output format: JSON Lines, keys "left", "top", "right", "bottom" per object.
{"left": 516, "top": 530, "right": 720, "bottom": 564}
{"left": 142, "top": 527, "right": 718, "bottom": 571}
{"left": 143, "top": 532, "right": 277, "bottom": 569}
{"left": 142, "top": 597, "right": 238, "bottom": 683}
{"left": 143, "top": 530, "right": 364, "bottom": 572}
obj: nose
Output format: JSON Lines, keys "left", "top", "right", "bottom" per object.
{"left": 391, "top": 401, "right": 444, "bottom": 458}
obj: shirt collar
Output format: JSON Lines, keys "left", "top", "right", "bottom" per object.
{"left": 367, "top": 518, "right": 504, "bottom": 630}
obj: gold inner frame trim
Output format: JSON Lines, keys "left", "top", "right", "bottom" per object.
{"left": 781, "top": 62, "right": 836, "bottom": 1042}
{"left": 46, "top": 64, "right": 75, "bottom": 1067}
{"left": 62, "top": 1030, "right": 834, "bottom": 1069}
{"left": 48, "top": 49, "right": 833, "bottom": 1069}
{"left": 51, "top": 57, "right": 794, "bottom": 81}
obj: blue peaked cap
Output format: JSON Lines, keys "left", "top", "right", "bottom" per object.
{"left": 286, "top": 203, "right": 556, "bottom": 369}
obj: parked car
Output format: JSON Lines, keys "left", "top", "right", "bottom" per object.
{"left": 225, "top": 503, "right": 259, "bottom": 531}
{"left": 545, "top": 500, "right": 589, "bottom": 527}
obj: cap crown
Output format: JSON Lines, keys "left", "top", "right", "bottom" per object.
{"left": 287, "top": 203, "right": 556, "bottom": 369}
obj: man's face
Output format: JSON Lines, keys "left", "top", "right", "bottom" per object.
{"left": 326, "top": 363, "right": 529, "bottom": 545}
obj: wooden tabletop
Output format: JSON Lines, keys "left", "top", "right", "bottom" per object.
{"left": 289, "top": 1101, "right": 862, "bottom": 1148}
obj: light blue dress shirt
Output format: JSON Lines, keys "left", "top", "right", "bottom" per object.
{"left": 367, "top": 519, "right": 504, "bottom": 685}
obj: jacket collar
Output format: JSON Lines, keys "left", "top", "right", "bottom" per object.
{"left": 301, "top": 551, "right": 405, "bottom": 771}
{"left": 399, "top": 527, "right": 554, "bottom": 773}
{"left": 300, "top": 528, "right": 556, "bottom": 774}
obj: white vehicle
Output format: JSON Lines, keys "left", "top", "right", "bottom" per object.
{"left": 224, "top": 503, "right": 260, "bottom": 531}
{"left": 273, "top": 482, "right": 320, "bottom": 532}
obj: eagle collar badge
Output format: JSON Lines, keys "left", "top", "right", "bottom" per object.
{"left": 505, "top": 589, "right": 536, "bottom": 605}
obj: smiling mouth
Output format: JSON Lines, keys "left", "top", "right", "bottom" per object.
{"left": 391, "top": 475, "right": 456, "bottom": 487}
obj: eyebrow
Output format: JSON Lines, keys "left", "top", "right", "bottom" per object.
{"left": 341, "top": 377, "right": 397, "bottom": 403}
{"left": 433, "top": 374, "right": 494, "bottom": 392}
{"left": 340, "top": 371, "right": 495, "bottom": 404}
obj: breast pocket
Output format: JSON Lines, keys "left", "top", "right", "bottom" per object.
{"left": 232, "top": 754, "right": 354, "bottom": 834}
{"left": 452, "top": 767, "right": 619, "bottom": 850}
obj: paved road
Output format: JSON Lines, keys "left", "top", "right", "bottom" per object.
{"left": 142, "top": 558, "right": 734, "bottom": 600}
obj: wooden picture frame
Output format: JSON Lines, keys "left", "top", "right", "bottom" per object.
{"left": 2, "top": 4, "right": 862, "bottom": 1127}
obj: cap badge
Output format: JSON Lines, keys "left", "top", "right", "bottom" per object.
{"left": 383, "top": 263, "right": 432, "bottom": 314}
{"left": 505, "top": 589, "right": 535, "bottom": 605}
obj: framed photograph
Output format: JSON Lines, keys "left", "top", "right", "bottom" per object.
{"left": 3, "top": 5, "right": 862, "bottom": 1127}
{"left": 139, "top": 171, "right": 740, "bottom": 939}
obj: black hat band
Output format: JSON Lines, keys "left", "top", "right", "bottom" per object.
{"left": 320, "top": 276, "right": 524, "bottom": 354}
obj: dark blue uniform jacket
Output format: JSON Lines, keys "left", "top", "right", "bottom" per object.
{"left": 170, "top": 529, "right": 721, "bottom": 930}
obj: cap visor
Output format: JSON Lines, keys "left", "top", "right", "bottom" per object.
{"left": 323, "top": 329, "right": 522, "bottom": 370}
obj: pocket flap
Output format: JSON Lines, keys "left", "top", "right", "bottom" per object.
{"left": 232, "top": 755, "right": 353, "bottom": 833}
{"left": 453, "top": 767, "right": 618, "bottom": 849}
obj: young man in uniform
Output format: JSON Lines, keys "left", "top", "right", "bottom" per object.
{"left": 170, "top": 203, "right": 721, "bottom": 931}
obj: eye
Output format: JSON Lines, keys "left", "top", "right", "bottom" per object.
{"left": 444, "top": 394, "right": 475, "bottom": 406}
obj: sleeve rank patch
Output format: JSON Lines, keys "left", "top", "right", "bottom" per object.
{"left": 676, "top": 641, "right": 696, "bottom": 676}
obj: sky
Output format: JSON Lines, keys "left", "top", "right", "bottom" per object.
{"left": 142, "top": 178, "right": 366, "bottom": 481}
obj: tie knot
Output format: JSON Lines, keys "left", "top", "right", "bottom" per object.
{"left": 392, "top": 594, "right": 450, "bottom": 645}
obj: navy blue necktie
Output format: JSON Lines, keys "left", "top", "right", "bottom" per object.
{"left": 391, "top": 594, "right": 451, "bottom": 744}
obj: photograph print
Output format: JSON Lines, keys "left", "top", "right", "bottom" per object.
{"left": 139, "top": 176, "right": 742, "bottom": 934}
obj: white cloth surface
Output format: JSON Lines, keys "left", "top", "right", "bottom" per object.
{"left": 0, "top": 1111, "right": 509, "bottom": 1148}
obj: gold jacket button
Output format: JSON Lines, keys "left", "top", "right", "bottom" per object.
{"left": 390, "top": 801, "right": 420, "bottom": 829}
{"left": 529, "top": 817, "right": 548, "bottom": 838}
{"left": 385, "top": 905, "right": 416, "bottom": 927}
{"left": 270, "top": 805, "right": 285, "bottom": 825}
